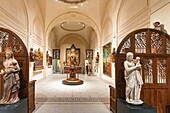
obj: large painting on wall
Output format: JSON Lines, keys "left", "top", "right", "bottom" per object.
{"left": 66, "top": 44, "right": 80, "bottom": 66}
{"left": 103, "top": 42, "right": 112, "bottom": 77}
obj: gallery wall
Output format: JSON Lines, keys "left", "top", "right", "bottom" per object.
{"left": 60, "top": 34, "right": 86, "bottom": 71}
{"left": 101, "top": 0, "right": 170, "bottom": 84}
{"left": 0, "top": 0, "right": 170, "bottom": 82}
{"left": 117, "top": 0, "right": 150, "bottom": 43}
{"left": 149, "top": 0, "right": 170, "bottom": 34}
{"left": 0, "top": 0, "right": 28, "bottom": 45}
{"left": 0, "top": 0, "right": 46, "bottom": 80}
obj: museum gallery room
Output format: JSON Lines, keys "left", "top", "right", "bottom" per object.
{"left": 0, "top": 0, "right": 170, "bottom": 113}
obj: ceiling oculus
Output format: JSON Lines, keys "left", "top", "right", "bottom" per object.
{"left": 61, "top": 22, "right": 86, "bottom": 31}
{"left": 57, "top": 0, "right": 86, "bottom": 4}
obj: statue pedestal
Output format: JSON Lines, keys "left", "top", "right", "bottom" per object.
{"left": 62, "top": 66, "right": 83, "bottom": 85}
{"left": 117, "top": 98, "right": 156, "bottom": 113}
{"left": 0, "top": 98, "right": 27, "bottom": 113}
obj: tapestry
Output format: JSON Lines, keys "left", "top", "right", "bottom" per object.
{"left": 103, "top": 42, "right": 111, "bottom": 77}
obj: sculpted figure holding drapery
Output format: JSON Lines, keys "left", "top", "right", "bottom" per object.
{"left": 124, "top": 52, "right": 143, "bottom": 105}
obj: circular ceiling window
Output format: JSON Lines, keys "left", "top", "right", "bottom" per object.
{"left": 60, "top": 22, "right": 86, "bottom": 31}
{"left": 58, "top": 0, "right": 86, "bottom": 4}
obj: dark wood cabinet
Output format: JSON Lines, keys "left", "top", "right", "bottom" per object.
{"left": 109, "top": 85, "right": 116, "bottom": 113}
{"left": 29, "top": 80, "right": 36, "bottom": 113}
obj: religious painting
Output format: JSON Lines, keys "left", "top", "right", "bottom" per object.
{"left": 86, "top": 49, "right": 93, "bottom": 60}
{"left": 53, "top": 49, "right": 60, "bottom": 59}
{"left": 103, "top": 42, "right": 112, "bottom": 77}
{"left": 34, "top": 48, "right": 44, "bottom": 70}
{"left": 66, "top": 44, "right": 80, "bottom": 66}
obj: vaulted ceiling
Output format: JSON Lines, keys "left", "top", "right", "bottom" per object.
{"left": 37, "top": 0, "right": 110, "bottom": 46}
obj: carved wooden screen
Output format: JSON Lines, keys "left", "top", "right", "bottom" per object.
{"left": 0, "top": 27, "right": 30, "bottom": 112}
{"left": 115, "top": 28, "right": 170, "bottom": 113}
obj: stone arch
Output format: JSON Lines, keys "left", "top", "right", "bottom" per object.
{"left": 116, "top": 0, "right": 149, "bottom": 42}
{"left": 33, "top": 16, "right": 44, "bottom": 44}
{"left": 45, "top": 12, "right": 100, "bottom": 47}
{"left": 102, "top": 17, "right": 113, "bottom": 42}
{"left": 57, "top": 33, "right": 88, "bottom": 48}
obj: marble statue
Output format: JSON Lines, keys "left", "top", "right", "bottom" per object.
{"left": 124, "top": 52, "right": 143, "bottom": 105}
{"left": 0, "top": 48, "right": 20, "bottom": 104}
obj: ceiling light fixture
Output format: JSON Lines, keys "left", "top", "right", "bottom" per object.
{"left": 56, "top": 0, "right": 87, "bottom": 8}
{"left": 57, "top": 0, "right": 86, "bottom": 4}
{"left": 60, "top": 22, "right": 86, "bottom": 31}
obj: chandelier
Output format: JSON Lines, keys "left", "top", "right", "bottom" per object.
{"left": 57, "top": 0, "right": 87, "bottom": 4}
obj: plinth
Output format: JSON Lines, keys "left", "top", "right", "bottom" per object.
{"left": 0, "top": 98, "right": 27, "bottom": 113}
{"left": 117, "top": 98, "right": 156, "bottom": 113}
{"left": 62, "top": 66, "right": 83, "bottom": 85}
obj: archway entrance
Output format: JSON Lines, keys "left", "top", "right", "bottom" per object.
{"left": 111, "top": 28, "right": 170, "bottom": 113}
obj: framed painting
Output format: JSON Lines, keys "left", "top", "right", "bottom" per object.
{"left": 66, "top": 44, "right": 80, "bottom": 66}
{"left": 53, "top": 49, "right": 60, "bottom": 59}
{"left": 103, "top": 42, "right": 112, "bottom": 77}
{"left": 86, "top": 49, "right": 93, "bottom": 60}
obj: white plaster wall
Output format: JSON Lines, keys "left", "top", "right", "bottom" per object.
{"left": 89, "top": 29, "right": 100, "bottom": 76}
{"left": 0, "top": 0, "right": 46, "bottom": 81}
{"left": 90, "top": 29, "right": 98, "bottom": 49}
{"left": 102, "top": 18, "right": 113, "bottom": 45}
{"left": 100, "top": 0, "right": 116, "bottom": 82}
{"left": 103, "top": 0, "right": 170, "bottom": 85}
{"left": 101, "top": 0, "right": 149, "bottom": 84}
{"left": 117, "top": 0, "right": 150, "bottom": 44}
{"left": 149, "top": 0, "right": 170, "bottom": 34}
{"left": 0, "top": 0, "right": 28, "bottom": 45}
{"left": 48, "top": 29, "right": 56, "bottom": 55}
{"left": 26, "top": 0, "right": 45, "bottom": 80}
{"left": 101, "top": 19, "right": 113, "bottom": 81}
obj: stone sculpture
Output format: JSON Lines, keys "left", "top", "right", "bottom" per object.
{"left": 124, "top": 52, "right": 143, "bottom": 105}
{"left": 0, "top": 48, "right": 20, "bottom": 104}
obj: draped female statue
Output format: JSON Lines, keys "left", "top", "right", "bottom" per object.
{"left": 124, "top": 52, "right": 143, "bottom": 104}
{"left": 0, "top": 48, "right": 20, "bottom": 104}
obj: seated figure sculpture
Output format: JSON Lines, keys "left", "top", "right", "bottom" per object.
{"left": 124, "top": 52, "right": 143, "bottom": 105}
{"left": 0, "top": 48, "right": 20, "bottom": 104}
{"left": 34, "top": 48, "right": 43, "bottom": 66}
